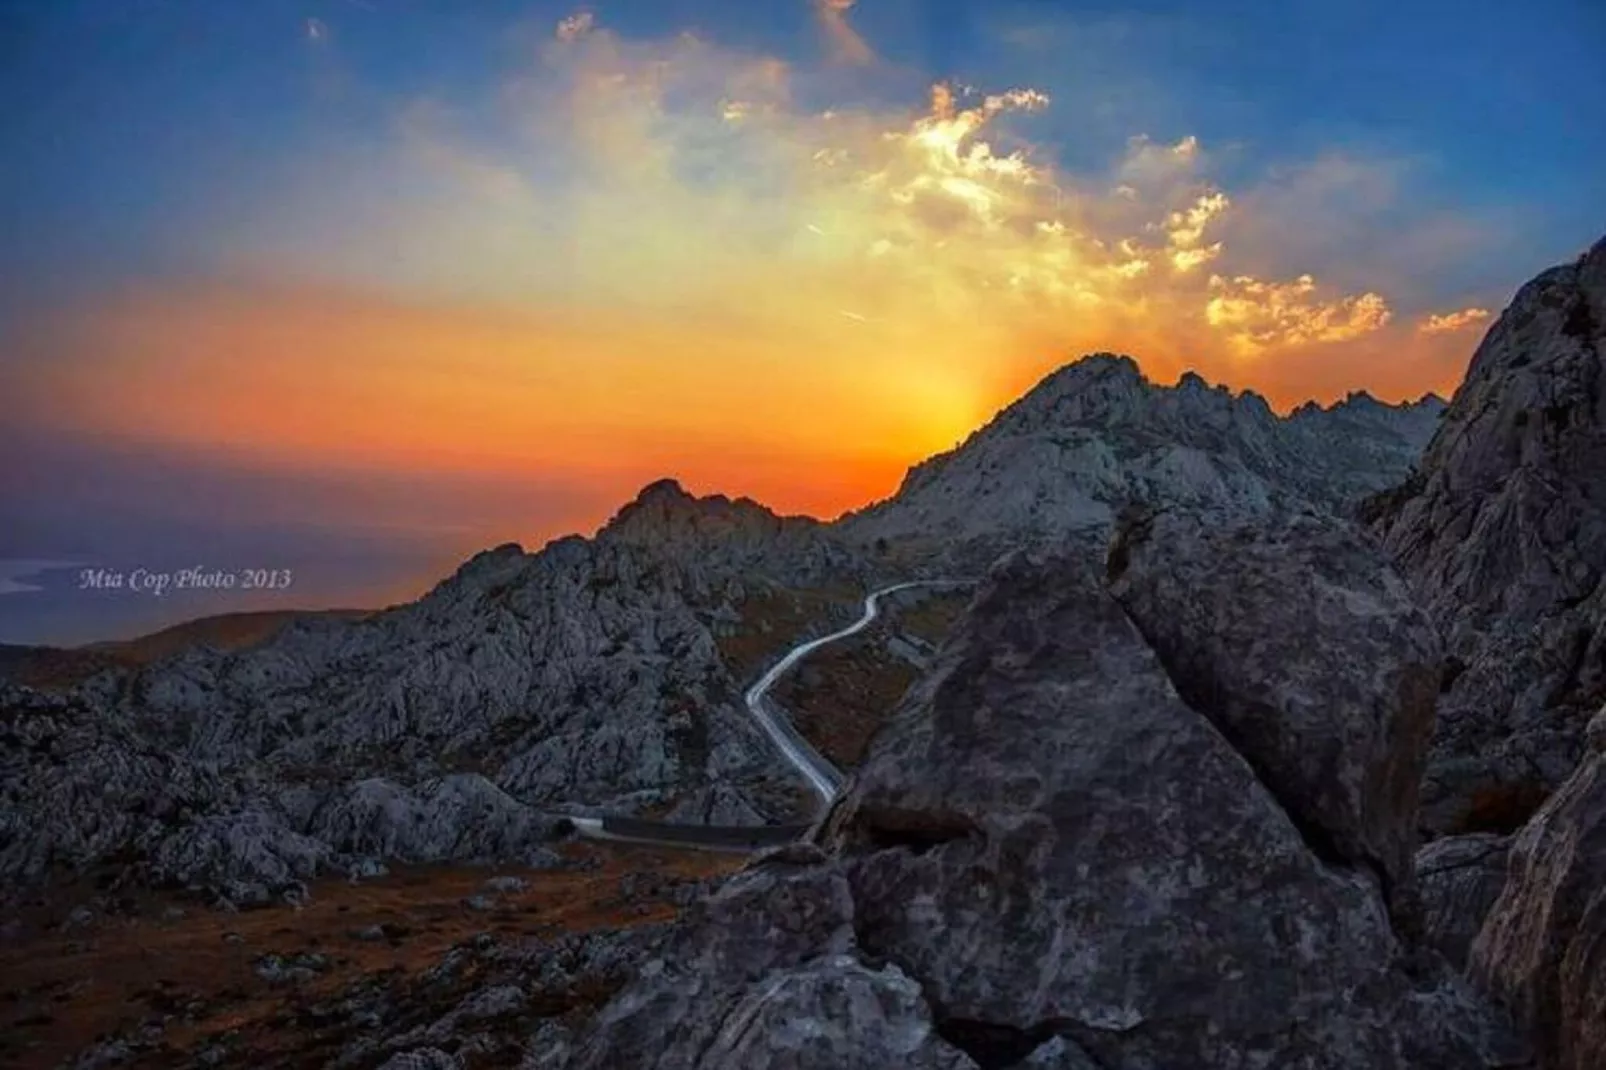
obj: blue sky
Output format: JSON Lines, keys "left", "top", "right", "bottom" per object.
{"left": 0, "top": 0, "right": 1602, "bottom": 645}
{"left": 2, "top": 0, "right": 1600, "bottom": 314}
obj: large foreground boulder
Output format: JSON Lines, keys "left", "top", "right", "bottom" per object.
{"left": 1105, "top": 506, "right": 1440, "bottom": 922}
{"left": 830, "top": 553, "right": 1515, "bottom": 1068}
{"left": 1471, "top": 708, "right": 1606, "bottom": 1070}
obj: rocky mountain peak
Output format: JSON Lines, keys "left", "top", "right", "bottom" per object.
{"left": 992, "top": 351, "right": 1274, "bottom": 435}
{"left": 1467, "top": 234, "right": 1606, "bottom": 385}
{"left": 842, "top": 352, "right": 1444, "bottom": 559}
{"left": 597, "top": 478, "right": 856, "bottom": 581}
{"left": 416, "top": 540, "right": 531, "bottom": 605}
{"left": 604, "top": 479, "right": 770, "bottom": 541}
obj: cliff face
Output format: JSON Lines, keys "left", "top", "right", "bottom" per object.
{"left": 1368, "top": 236, "right": 1606, "bottom": 837}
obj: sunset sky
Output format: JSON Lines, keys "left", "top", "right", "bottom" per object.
{"left": 2, "top": 0, "right": 1603, "bottom": 643}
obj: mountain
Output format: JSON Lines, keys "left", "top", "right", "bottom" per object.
{"left": 841, "top": 354, "right": 1444, "bottom": 563}
{"left": 1367, "top": 235, "right": 1606, "bottom": 838}
{"left": 0, "top": 480, "right": 886, "bottom": 902}
{"left": 0, "top": 364, "right": 1448, "bottom": 906}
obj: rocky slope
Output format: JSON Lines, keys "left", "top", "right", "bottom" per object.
{"left": 559, "top": 532, "right": 1525, "bottom": 1070}
{"left": 1, "top": 481, "right": 879, "bottom": 902}
{"left": 1367, "top": 235, "right": 1606, "bottom": 838}
{"left": 840, "top": 355, "right": 1443, "bottom": 563}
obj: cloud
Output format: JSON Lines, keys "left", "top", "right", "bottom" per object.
{"left": 304, "top": 17, "right": 329, "bottom": 44}
{"left": 1417, "top": 307, "right": 1492, "bottom": 334}
{"left": 1206, "top": 274, "right": 1392, "bottom": 355}
{"left": 555, "top": 10, "right": 595, "bottom": 43}
{"left": 0, "top": 559, "right": 86, "bottom": 597}
{"left": 815, "top": 0, "right": 872, "bottom": 65}
{"left": 16, "top": 7, "right": 1512, "bottom": 525}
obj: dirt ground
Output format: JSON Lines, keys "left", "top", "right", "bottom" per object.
{"left": 0, "top": 844, "right": 741, "bottom": 1069}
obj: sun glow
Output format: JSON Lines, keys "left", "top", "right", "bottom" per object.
{"left": 10, "top": 4, "right": 1498, "bottom": 523}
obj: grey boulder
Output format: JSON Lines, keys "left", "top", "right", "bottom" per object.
{"left": 1106, "top": 505, "right": 1440, "bottom": 922}
{"left": 831, "top": 553, "right": 1520, "bottom": 1069}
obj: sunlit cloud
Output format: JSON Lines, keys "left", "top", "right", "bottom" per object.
{"left": 1417, "top": 307, "right": 1492, "bottom": 334}
{"left": 1206, "top": 274, "right": 1392, "bottom": 355}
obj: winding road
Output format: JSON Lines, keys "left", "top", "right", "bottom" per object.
{"left": 565, "top": 579, "right": 969, "bottom": 851}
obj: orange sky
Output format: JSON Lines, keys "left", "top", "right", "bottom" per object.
{"left": 10, "top": 8, "right": 1499, "bottom": 525}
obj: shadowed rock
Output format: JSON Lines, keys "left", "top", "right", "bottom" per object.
{"left": 1105, "top": 506, "right": 1441, "bottom": 926}
{"left": 1369, "top": 234, "right": 1606, "bottom": 838}
{"left": 1471, "top": 708, "right": 1606, "bottom": 1069}
{"left": 563, "top": 862, "right": 974, "bottom": 1069}
{"left": 827, "top": 553, "right": 1520, "bottom": 1069}
{"left": 1416, "top": 833, "right": 1511, "bottom": 968}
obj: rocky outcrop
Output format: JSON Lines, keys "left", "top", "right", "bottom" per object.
{"left": 1105, "top": 507, "right": 1440, "bottom": 923}
{"left": 1470, "top": 707, "right": 1606, "bottom": 1070}
{"left": 1368, "top": 235, "right": 1606, "bottom": 837}
{"left": 563, "top": 860, "right": 975, "bottom": 1069}
{"left": 841, "top": 355, "right": 1443, "bottom": 562}
{"left": 1416, "top": 833, "right": 1511, "bottom": 968}
{"left": 831, "top": 553, "right": 1514, "bottom": 1068}
{"left": 564, "top": 552, "right": 1523, "bottom": 1069}
{"left": 303, "top": 775, "right": 561, "bottom": 866}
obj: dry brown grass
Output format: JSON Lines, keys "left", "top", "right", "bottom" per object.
{"left": 0, "top": 844, "right": 739, "bottom": 1069}
{"left": 775, "top": 640, "right": 920, "bottom": 767}
{"left": 896, "top": 593, "right": 970, "bottom": 645}
{"left": 1459, "top": 780, "right": 1553, "bottom": 835}
{"left": 713, "top": 585, "right": 860, "bottom": 683}
{"left": 771, "top": 592, "right": 970, "bottom": 769}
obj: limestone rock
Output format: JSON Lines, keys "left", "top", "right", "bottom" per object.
{"left": 831, "top": 553, "right": 1521, "bottom": 1069}
{"left": 1106, "top": 506, "right": 1441, "bottom": 920}
{"left": 1471, "top": 742, "right": 1606, "bottom": 1070}
{"left": 2, "top": 481, "right": 873, "bottom": 895}
{"left": 1369, "top": 235, "right": 1606, "bottom": 837}
{"left": 1416, "top": 833, "right": 1511, "bottom": 968}
{"left": 842, "top": 354, "right": 1443, "bottom": 562}
{"left": 304, "top": 775, "right": 558, "bottom": 866}
{"left": 563, "top": 863, "right": 973, "bottom": 1069}
{"left": 148, "top": 806, "right": 337, "bottom": 893}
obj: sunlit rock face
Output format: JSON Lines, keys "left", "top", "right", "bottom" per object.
{"left": 839, "top": 352, "right": 1444, "bottom": 565}
{"left": 1368, "top": 234, "right": 1606, "bottom": 839}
